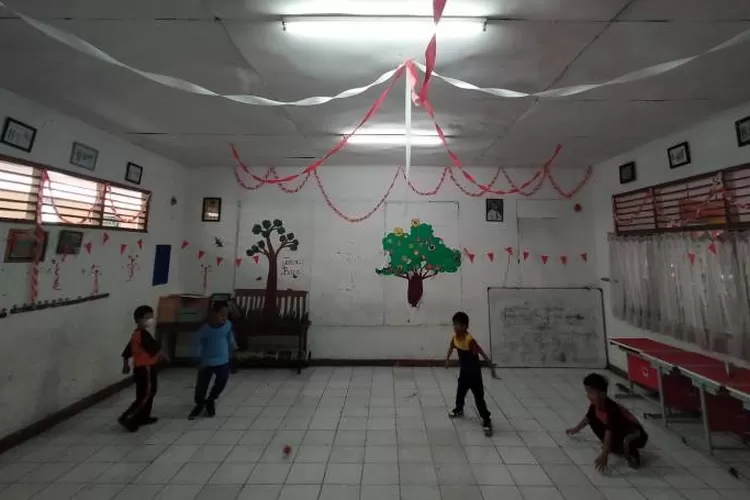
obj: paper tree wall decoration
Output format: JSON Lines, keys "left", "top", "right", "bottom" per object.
{"left": 376, "top": 219, "right": 461, "bottom": 307}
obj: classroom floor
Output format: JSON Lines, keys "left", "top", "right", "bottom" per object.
{"left": 0, "top": 367, "right": 748, "bottom": 500}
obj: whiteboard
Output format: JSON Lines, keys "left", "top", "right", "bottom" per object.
{"left": 488, "top": 287, "right": 606, "bottom": 368}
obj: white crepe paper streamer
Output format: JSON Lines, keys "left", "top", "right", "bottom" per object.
{"left": 3, "top": 0, "right": 750, "bottom": 104}
{"left": 404, "top": 70, "right": 413, "bottom": 178}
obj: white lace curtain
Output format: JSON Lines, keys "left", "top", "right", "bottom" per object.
{"left": 609, "top": 231, "right": 750, "bottom": 360}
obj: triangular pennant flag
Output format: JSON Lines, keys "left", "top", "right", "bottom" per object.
{"left": 487, "top": 252, "right": 494, "bottom": 262}
{"left": 580, "top": 252, "right": 588, "bottom": 262}
{"left": 522, "top": 251, "right": 530, "bottom": 261}
{"left": 136, "top": 239, "right": 143, "bottom": 250}
{"left": 463, "top": 248, "right": 475, "bottom": 263}
{"left": 708, "top": 242, "right": 718, "bottom": 255}
{"left": 83, "top": 242, "right": 92, "bottom": 254}
{"left": 102, "top": 232, "right": 110, "bottom": 245}
{"left": 504, "top": 246, "right": 513, "bottom": 256}
{"left": 688, "top": 251, "right": 696, "bottom": 265}
{"left": 710, "top": 230, "right": 723, "bottom": 240}
{"left": 252, "top": 255, "right": 260, "bottom": 264}
{"left": 216, "top": 257, "right": 224, "bottom": 266}
{"left": 560, "top": 255, "right": 568, "bottom": 265}
{"left": 197, "top": 250, "right": 205, "bottom": 260}
{"left": 120, "top": 244, "right": 127, "bottom": 255}
{"left": 181, "top": 240, "right": 189, "bottom": 249}
{"left": 235, "top": 257, "right": 243, "bottom": 267}
{"left": 541, "top": 255, "right": 549, "bottom": 265}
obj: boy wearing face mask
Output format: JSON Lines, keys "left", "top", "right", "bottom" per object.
{"left": 118, "top": 305, "right": 167, "bottom": 432}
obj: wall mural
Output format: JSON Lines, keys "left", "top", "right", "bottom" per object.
{"left": 376, "top": 219, "right": 461, "bottom": 307}
{"left": 246, "top": 219, "right": 300, "bottom": 318}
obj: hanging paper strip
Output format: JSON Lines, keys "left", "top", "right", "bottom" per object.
{"left": 52, "top": 260, "right": 61, "bottom": 291}
{"left": 487, "top": 252, "right": 494, "bottom": 262}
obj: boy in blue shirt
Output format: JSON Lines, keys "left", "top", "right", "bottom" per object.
{"left": 189, "top": 301, "right": 237, "bottom": 419}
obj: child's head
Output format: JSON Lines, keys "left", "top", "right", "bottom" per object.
{"left": 211, "top": 301, "right": 229, "bottom": 325}
{"left": 452, "top": 311, "right": 469, "bottom": 336}
{"left": 133, "top": 305, "right": 154, "bottom": 328}
{"left": 583, "top": 373, "right": 609, "bottom": 405}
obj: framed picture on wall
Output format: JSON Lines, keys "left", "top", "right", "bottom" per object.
{"left": 202, "top": 197, "right": 222, "bottom": 222}
{"left": 1, "top": 117, "right": 37, "bottom": 153}
{"left": 668, "top": 141, "right": 691, "bottom": 169}
{"left": 125, "top": 162, "right": 143, "bottom": 185}
{"left": 4, "top": 228, "right": 48, "bottom": 263}
{"left": 56, "top": 230, "right": 84, "bottom": 255}
{"left": 619, "top": 162, "right": 636, "bottom": 184}
{"left": 736, "top": 116, "right": 750, "bottom": 147}
{"left": 70, "top": 142, "right": 98, "bottom": 171}
{"left": 486, "top": 199, "right": 504, "bottom": 222}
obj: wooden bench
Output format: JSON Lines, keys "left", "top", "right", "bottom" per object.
{"left": 231, "top": 289, "right": 310, "bottom": 372}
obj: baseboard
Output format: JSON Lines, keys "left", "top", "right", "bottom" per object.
{"left": 0, "top": 377, "right": 133, "bottom": 456}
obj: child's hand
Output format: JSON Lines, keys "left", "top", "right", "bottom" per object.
{"left": 594, "top": 452, "right": 608, "bottom": 473}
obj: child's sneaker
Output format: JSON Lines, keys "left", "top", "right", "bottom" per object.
{"left": 448, "top": 408, "right": 464, "bottom": 418}
{"left": 188, "top": 405, "right": 203, "bottom": 420}
{"left": 205, "top": 400, "right": 216, "bottom": 418}
{"left": 482, "top": 418, "right": 492, "bottom": 435}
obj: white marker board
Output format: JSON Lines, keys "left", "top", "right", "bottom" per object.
{"left": 488, "top": 287, "right": 606, "bottom": 368}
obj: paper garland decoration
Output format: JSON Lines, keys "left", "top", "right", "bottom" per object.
{"left": 580, "top": 252, "right": 588, "bottom": 262}
{"left": 252, "top": 255, "right": 260, "bottom": 264}
{"left": 216, "top": 256, "right": 224, "bottom": 266}
{"left": 181, "top": 240, "right": 190, "bottom": 249}
{"left": 487, "top": 251, "right": 494, "bottom": 262}
{"left": 541, "top": 255, "right": 549, "bottom": 265}
{"left": 120, "top": 244, "right": 127, "bottom": 255}
{"left": 102, "top": 232, "right": 110, "bottom": 244}
{"left": 464, "top": 249, "right": 475, "bottom": 263}
{"left": 560, "top": 255, "right": 568, "bottom": 265}
{"left": 83, "top": 242, "right": 92, "bottom": 254}
{"left": 523, "top": 251, "right": 530, "bottom": 261}
{"left": 197, "top": 250, "right": 205, "bottom": 260}
{"left": 136, "top": 239, "right": 143, "bottom": 250}
{"left": 235, "top": 257, "right": 243, "bottom": 267}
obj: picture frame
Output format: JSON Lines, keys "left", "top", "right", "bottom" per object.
{"left": 70, "top": 141, "right": 98, "bottom": 171}
{"left": 736, "top": 116, "right": 750, "bottom": 148}
{"left": 125, "top": 162, "right": 143, "bottom": 185}
{"left": 619, "top": 162, "right": 636, "bottom": 184}
{"left": 4, "top": 228, "right": 48, "bottom": 263}
{"left": 485, "top": 199, "right": 504, "bottom": 222}
{"left": 56, "top": 230, "right": 84, "bottom": 255}
{"left": 1, "top": 117, "right": 37, "bottom": 153}
{"left": 202, "top": 197, "right": 222, "bottom": 222}
{"left": 668, "top": 142, "right": 691, "bottom": 169}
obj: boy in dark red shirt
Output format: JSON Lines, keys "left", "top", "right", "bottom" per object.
{"left": 567, "top": 373, "right": 648, "bottom": 471}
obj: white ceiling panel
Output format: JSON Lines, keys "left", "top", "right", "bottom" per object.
{"left": 621, "top": 0, "right": 750, "bottom": 21}
{"left": 0, "top": 0, "right": 212, "bottom": 19}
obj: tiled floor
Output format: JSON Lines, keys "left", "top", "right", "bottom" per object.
{"left": 0, "top": 367, "right": 748, "bottom": 500}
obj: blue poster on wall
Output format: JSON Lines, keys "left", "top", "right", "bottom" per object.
{"left": 152, "top": 244, "right": 171, "bottom": 286}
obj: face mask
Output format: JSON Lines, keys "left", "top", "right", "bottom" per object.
{"left": 142, "top": 318, "right": 155, "bottom": 331}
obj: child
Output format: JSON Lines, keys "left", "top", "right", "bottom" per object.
{"left": 566, "top": 373, "right": 648, "bottom": 471}
{"left": 189, "top": 301, "right": 237, "bottom": 419}
{"left": 445, "top": 311, "right": 497, "bottom": 434}
{"left": 119, "top": 305, "right": 168, "bottom": 432}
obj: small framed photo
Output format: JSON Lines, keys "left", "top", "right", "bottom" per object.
{"left": 486, "top": 199, "right": 504, "bottom": 222}
{"left": 619, "top": 162, "right": 636, "bottom": 184}
{"left": 202, "top": 197, "right": 222, "bottom": 222}
{"left": 56, "top": 230, "right": 84, "bottom": 255}
{"left": 1, "top": 117, "right": 37, "bottom": 153}
{"left": 4, "top": 228, "right": 48, "bottom": 263}
{"left": 668, "top": 141, "right": 691, "bottom": 169}
{"left": 736, "top": 116, "right": 750, "bottom": 148}
{"left": 125, "top": 162, "right": 143, "bottom": 185}
{"left": 70, "top": 142, "right": 98, "bottom": 171}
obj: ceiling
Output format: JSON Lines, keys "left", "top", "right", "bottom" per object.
{"left": 0, "top": 0, "right": 749, "bottom": 170}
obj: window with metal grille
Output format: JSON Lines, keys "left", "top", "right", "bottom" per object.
{"left": 0, "top": 154, "right": 150, "bottom": 232}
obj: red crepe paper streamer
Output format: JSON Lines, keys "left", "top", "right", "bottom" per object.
{"left": 504, "top": 247, "right": 513, "bottom": 256}
{"left": 181, "top": 240, "right": 190, "bottom": 249}
{"left": 120, "top": 244, "right": 127, "bottom": 255}
{"left": 487, "top": 252, "right": 494, "bottom": 262}
{"left": 560, "top": 255, "right": 568, "bottom": 265}
{"left": 580, "top": 252, "right": 588, "bottom": 262}
{"left": 464, "top": 249, "right": 475, "bottom": 263}
{"left": 252, "top": 255, "right": 260, "bottom": 264}
{"left": 197, "top": 250, "right": 205, "bottom": 260}
{"left": 688, "top": 251, "right": 696, "bottom": 265}
{"left": 136, "top": 239, "right": 143, "bottom": 250}
{"left": 216, "top": 256, "right": 224, "bottom": 266}
{"left": 541, "top": 255, "right": 549, "bottom": 265}
{"left": 708, "top": 242, "right": 718, "bottom": 255}
{"left": 52, "top": 260, "right": 61, "bottom": 291}
{"left": 102, "top": 232, "right": 110, "bottom": 244}
{"left": 84, "top": 242, "right": 93, "bottom": 254}
{"left": 235, "top": 257, "right": 243, "bottom": 267}
{"left": 523, "top": 251, "right": 530, "bottom": 261}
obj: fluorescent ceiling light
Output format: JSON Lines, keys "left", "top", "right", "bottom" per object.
{"left": 347, "top": 133, "right": 443, "bottom": 147}
{"left": 282, "top": 16, "right": 485, "bottom": 40}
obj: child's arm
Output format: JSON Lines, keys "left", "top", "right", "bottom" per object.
{"left": 470, "top": 339, "right": 498, "bottom": 378}
{"left": 566, "top": 416, "right": 589, "bottom": 435}
{"left": 121, "top": 341, "right": 132, "bottom": 374}
{"left": 595, "top": 431, "right": 612, "bottom": 472}
{"left": 192, "top": 325, "right": 207, "bottom": 363}
{"left": 444, "top": 342, "right": 455, "bottom": 367}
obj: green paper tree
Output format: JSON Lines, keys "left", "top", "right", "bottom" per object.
{"left": 246, "top": 219, "right": 299, "bottom": 319}
{"left": 376, "top": 219, "right": 461, "bottom": 307}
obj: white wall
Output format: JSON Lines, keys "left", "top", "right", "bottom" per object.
{"left": 0, "top": 88, "right": 188, "bottom": 438}
{"left": 184, "top": 164, "right": 597, "bottom": 360}
{"left": 591, "top": 101, "right": 750, "bottom": 371}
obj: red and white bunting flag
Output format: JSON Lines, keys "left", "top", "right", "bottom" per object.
{"left": 487, "top": 252, "right": 494, "bottom": 262}
{"left": 235, "top": 257, "right": 243, "bottom": 267}
{"left": 580, "top": 252, "right": 588, "bottom": 262}
{"left": 560, "top": 255, "right": 568, "bottom": 265}
{"left": 522, "top": 250, "right": 530, "bottom": 261}
{"left": 181, "top": 240, "right": 189, "bottom": 249}
{"left": 136, "top": 239, "right": 143, "bottom": 250}
{"left": 83, "top": 242, "right": 93, "bottom": 254}
{"left": 464, "top": 248, "right": 475, "bottom": 263}
{"left": 252, "top": 255, "right": 260, "bottom": 264}
{"left": 120, "top": 244, "right": 127, "bottom": 255}
{"left": 541, "top": 255, "right": 549, "bottom": 265}
{"left": 504, "top": 246, "right": 513, "bottom": 256}
{"left": 197, "top": 250, "right": 205, "bottom": 260}
{"left": 102, "top": 232, "right": 110, "bottom": 244}
{"left": 688, "top": 251, "right": 696, "bottom": 265}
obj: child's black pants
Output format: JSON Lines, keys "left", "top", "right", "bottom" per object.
{"left": 455, "top": 372, "right": 491, "bottom": 420}
{"left": 120, "top": 366, "right": 158, "bottom": 424}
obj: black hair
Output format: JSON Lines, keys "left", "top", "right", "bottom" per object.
{"left": 583, "top": 373, "right": 609, "bottom": 393}
{"left": 452, "top": 311, "right": 469, "bottom": 325}
{"left": 212, "top": 301, "right": 229, "bottom": 313}
{"left": 133, "top": 305, "right": 153, "bottom": 323}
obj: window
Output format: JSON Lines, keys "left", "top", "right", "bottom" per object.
{"left": 0, "top": 155, "right": 150, "bottom": 232}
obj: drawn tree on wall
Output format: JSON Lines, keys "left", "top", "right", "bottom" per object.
{"left": 376, "top": 219, "right": 461, "bottom": 307}
{"left": 246, "top": 219, "right": 299, "bottom": 319}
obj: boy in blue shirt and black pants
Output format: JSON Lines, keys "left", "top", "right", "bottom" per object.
{"left": 189, "top": 301, "right": 237, "bottom": 419}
